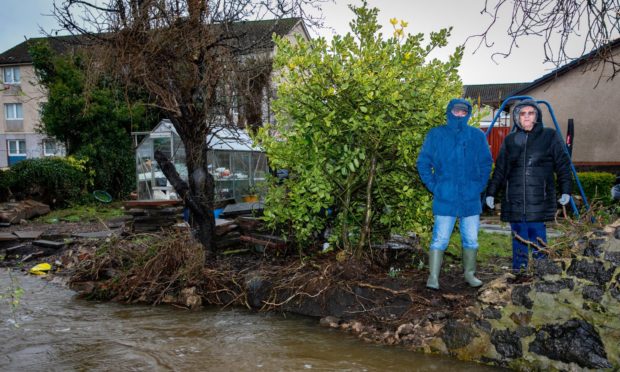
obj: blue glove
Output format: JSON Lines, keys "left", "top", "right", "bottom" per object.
{"left": 485, "top": 196, "right": 495, "bottom": 209}
{"left": 558, "top": 194, "right": 570, "bottom": 206}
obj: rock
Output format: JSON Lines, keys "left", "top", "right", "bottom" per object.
{"left": 528, "top": 318, "right": 612, "bottom": 369}
{"left": 534, "top": 278, "right": 575, "bottom": 293}
{"left": 515, "top": 326, "right": 534, "bottom": 338}
{"left": 491, "top": 329, "right": 522, "bottom": 359}
{"left": 441, "top": 320, "right": 476, "bottom": 350}
{"left": 615, "top": 227, "right": 620, "bottom": 240}
{"left": 582, "top": 285, "right": 604, "bottom": 302}
{"left": 350, "top": 321, "right": 364, "bottom": 333}
{"left": 71, "top": 281, "right": 95, "bottom": 295}
{"left": 479, "top": 274, "right": 513, "bottom": 306}
{"left": 531, "top": 259, "right": 562, "bottom": 278}
{"left": 509, "top": 311, "right": 532, "bottom": 326}
{"left": 428, "top": 310, "right": 448, "bottom": 321}
{"left": 244, "top": 272, "right": 271, "bottom": 308}
{"left": 482, "top": 306, "right": 502, "bottom": 320}
{"left": 475, "top": 319, "right": 492, "bottom": 333}
{"left": 567, "top": 258, "right": 614, "bottom": 285}
{"left": 396, "top": 323, "right": 416, "bottom": 338}
{"left": 319, "top": 316, "right": 340, "bottom": 328}
{"left": 605, "top": 251, "right": 620, "bottom": 267}
{"left": 584, "top": 238, "right": 607, "bottom": 257}
{"left": 179, "top": 287, "right": 202, "bottom": 309}
{"left": 511, "top": 285, "right": 533, "bottom": 309}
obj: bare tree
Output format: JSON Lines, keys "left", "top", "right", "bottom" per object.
{"left": 470, "top": 0, "right": 620, "bottom": 79}
{"left": 50, "top": 0, "right": 325, "bottom": 258}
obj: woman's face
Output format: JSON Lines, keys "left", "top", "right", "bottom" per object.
{"left": 519, "top": 107, "right": 537, "bottom": 131}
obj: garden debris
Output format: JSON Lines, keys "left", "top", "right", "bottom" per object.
{"left": 33, "top": 240, "right": 66, "bottom": 249}
{"left": 0, "top": 200, "right": 51, "bottom": 224}
{"left": 220, "top": 202, "right": 264, "bottom": 219}
{"left": 123, "top": 200, "right": 184, "bottom": 232}
{"left": 29, "top": 262, "right": 52, "bottom": 275}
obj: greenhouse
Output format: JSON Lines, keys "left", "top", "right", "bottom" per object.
{"left": 134, "top": 120, "right": 268, "bottom": 202}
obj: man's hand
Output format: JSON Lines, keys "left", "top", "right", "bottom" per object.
{"left": 486, "top": 196, "right": 495, "bottom": 209}
{"left": 558, "top": 194, "right": 570, "bottom": 206}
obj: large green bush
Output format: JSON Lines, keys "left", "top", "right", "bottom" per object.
{"left": 576, "top": 172, "right": 616, "bottom": 205}
{"left": 8, "top": 157, "right": 89, "bottom": 207}
{"left": 258, "top": 2, "right": 463, "bottom": 255}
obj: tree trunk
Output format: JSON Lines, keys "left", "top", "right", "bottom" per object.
{"left": 154, "top": 148, "right": 216, "bottom": 260}
{"left": 357, "top": 154, "right": 377, "bottom": 256}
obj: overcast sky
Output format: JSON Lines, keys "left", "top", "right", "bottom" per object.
{"left": 0, "top": 0, "right": 577, "bottom": 84}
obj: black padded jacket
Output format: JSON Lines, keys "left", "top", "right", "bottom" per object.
{"left": 486, "top": 101, "right": 573, "bottom": 222}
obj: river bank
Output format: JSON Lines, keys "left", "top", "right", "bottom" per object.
{"left": 2, "top": 217, "right": 620, "bottom": 371}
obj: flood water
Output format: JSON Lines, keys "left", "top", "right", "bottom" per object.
{"left": 0, "top": 269, "right": 503, "bottom": 371}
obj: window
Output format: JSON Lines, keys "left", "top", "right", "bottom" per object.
{"left": 3, "top": 67, "right": 20, "bottom": 84}
{"left": 43, "top": 139, "right": 58, "bottom": 156}
{"left": 7, "top": 139, "right": 26, "bottom": 156}
{"left": 4, "top": 103, "right": 23, "bottom": 120}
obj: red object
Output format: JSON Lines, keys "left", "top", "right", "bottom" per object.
{"left": 483, "top": 126, "right": 511, "bottom": 161}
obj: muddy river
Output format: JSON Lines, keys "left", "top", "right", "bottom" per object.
{"left": 0, "top": 269, "right": 503, "bottom": 371}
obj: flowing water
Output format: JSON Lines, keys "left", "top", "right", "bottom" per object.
{"left": 0, "top": 269, "right": 504, "bottom": 371}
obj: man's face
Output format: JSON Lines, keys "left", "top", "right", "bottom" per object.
{"left": 519, "top": 106, "right": 537, "bottom": 131}
{"left": 451, "top": 108, "right": 468, "bottom": 117}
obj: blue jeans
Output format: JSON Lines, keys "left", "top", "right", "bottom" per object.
{"left": 510, "top": 221, "right": 547, "bottom": 271}
{"left": 430, "top": 215, "right": 480, "bottom": 251}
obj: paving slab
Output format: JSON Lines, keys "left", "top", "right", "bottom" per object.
{"left": 72, "top": 229, "right": 121, "bottom": 239}
{"left": 13, "top": 230, "right": 44, "bottom": 239}
{"left": 0, "top": 232, "right": 18, "bottom": 241}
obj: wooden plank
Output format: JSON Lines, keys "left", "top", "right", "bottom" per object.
{"left": 239, "top": 234, "right": 287, "bottom": 250}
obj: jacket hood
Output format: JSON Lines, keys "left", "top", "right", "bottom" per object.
{"left": 512, "top": 99, "right": 543, "bottom": 132}
{"left": 446, "top": 98, "right": 472, "bottom": 130}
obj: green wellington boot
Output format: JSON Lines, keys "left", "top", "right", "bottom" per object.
{"left": 463, "top": 249, "right": 483, "bottom": 287}
{"left": 426, "top": 249, "right": 444, "bottom": 289}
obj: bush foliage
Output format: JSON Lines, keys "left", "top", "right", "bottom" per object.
{"left": 8, "top": 157, "right": 89, "bottom": 207}
{"left": 258, "top": 2, "right": 463, "bottom": 255}
{"left": 576, "top": 172, "right": 616, "bottom": 205}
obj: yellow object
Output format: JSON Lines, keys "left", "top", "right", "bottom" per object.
{"left": 29, "top": 263, "right": 51, "bottom": 275}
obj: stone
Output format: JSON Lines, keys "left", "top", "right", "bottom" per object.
{"left": 244, "top": 272, "right": 271, "bottom": 308}
{"left": 475, "top": 319, "right": 492, "bottom": 333}
{"left": 491, "top": 329, "right": 522, "bottom": 359}
{"left": 605, "top": 251, "right": 620, "bottom": 267}
{"left": 582, "top": 285, "right": 604, "bottom": 302}
{"left": 534, "top": 278, "right": 575, "bottom": 293}
{"left": 319, "top": 316, "right": 340, "bottom": 328}
{"left": 428, "top": 310, "right": 448, "bottom": 321}
{"left": 515, "top": 326, "right": 534, "bottom": 338}
{"left": 531, "top": 259, "right": 562, "bottom": 278}
{"left": 510, "top": 311, "right": 532, "bottom": 326}
{"left": 395, "top": 323, "right": 415, "bottom": 338}
{"left": 584, "top": 238, "right": 607, "bottom": 257}
{"left": 567, "top": 259, "right": 614, "bottom": 285}
{"left": 441, "top": 320, "right": 476, "bottom": 350}
{"left": 615, "top": 227, "right": 620, "bottom": 240}
{"left": 179, "top": 287, "right": 202, "bottom": 309}
{"left": 528, "top": 318, "right": 612, "bottom": 369}
{"left": 482, "top": 306, "right": 502, "bottom": 320}
{"left": 511, "top": 285, "right": 533, "bottom": 309}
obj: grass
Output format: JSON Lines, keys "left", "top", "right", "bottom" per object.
{"left": 35, "top": 202, "right": 125, "bottom": 224}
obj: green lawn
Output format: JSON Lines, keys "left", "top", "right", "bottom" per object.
{"left": 35, "top": 202, "right": 125, "bottom": 224}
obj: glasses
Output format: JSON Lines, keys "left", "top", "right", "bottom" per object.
{"left": 519, "top": 110, "right": 536, "bottom": 117}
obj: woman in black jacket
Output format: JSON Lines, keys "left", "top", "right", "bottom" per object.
{"left": 485, "top": 100, "right": 573, "bottom": 271}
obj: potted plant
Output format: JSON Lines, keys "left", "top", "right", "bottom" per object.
{"left": 241, "top": 184, "right": 260, "bottom": 203}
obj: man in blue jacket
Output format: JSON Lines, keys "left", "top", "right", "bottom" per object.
{"left": 417, "top": 98, "right": 493, "bottom": 289}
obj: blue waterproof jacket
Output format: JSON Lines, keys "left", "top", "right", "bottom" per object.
{"left": 416, "top": 99, "right": 493, "bottom": 217}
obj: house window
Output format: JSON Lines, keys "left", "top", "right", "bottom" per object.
{"left": 7, "top": 139, "right": 26, "bottom": 156}
{"left": 43, "top": 139, "right": 58, "bottom": 156}
{"left": 4, "top": 103, "right": 23, "bottom": 120}
{"left": 3, "top": 67, "right": 20, "bottom": 84}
